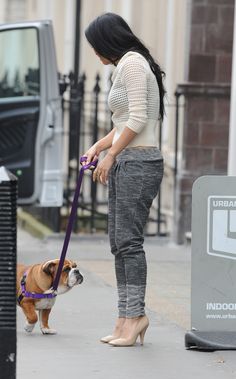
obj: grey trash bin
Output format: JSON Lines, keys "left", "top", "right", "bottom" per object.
{"left": 185, "top": 176, "right": 236, "bottom": 351}
{"left": 0, "top": 167, "right": 17, "bottom": 378}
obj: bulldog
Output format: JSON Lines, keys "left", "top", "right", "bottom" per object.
{"left": 17, "top": 259, "right": 83, "bottom": 335}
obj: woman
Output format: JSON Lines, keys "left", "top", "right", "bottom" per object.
{"left": 83, "top": 12, "right": 165, "bottom": 347}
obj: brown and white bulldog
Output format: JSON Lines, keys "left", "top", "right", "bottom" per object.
{"left": 16, "top": 259, "right": 83, "bottom": 335}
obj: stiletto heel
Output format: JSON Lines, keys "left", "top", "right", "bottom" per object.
{"left": 139, "top": 325, "right": 148, "bottom": 345}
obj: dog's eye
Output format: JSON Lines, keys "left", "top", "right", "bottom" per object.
{"left": 63, "top": 267, "right": 71, "bottom": 273}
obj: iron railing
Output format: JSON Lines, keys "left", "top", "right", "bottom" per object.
{"left": 34, "top": 72, "right": 177, "bottom": 237}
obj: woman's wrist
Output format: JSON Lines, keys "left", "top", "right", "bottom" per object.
{"left": 95, "top": 139, "right": 111, "bottom": 155}
{"left": 107, "top": 150, "right": 116, "bottom": 159}
{"left": 94, "top": 141, "right": 102, "bottom": 155}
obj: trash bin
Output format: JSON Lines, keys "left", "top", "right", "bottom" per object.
{"left": 185, "top": 176, "right": 236, "bottom": 351}
{"left": 0, "top": 167, "right": 17, "bottom": 378}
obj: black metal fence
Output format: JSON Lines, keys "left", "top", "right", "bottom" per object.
{"left": 32, "top": 72, "right": 176, "bottom": 237}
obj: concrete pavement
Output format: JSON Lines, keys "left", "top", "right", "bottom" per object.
{"left": 17, "top": 228, "right": 236, "bottom": 379}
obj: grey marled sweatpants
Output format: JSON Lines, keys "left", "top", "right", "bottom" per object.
{"left": 108, "top": 147, "right": 164, "bottom": 318}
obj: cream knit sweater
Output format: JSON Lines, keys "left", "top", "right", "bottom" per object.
{"left": 108, "top": 51, "right": 160, "bottom": 147}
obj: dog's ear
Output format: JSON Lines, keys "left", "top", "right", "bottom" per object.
{"left": 42, "top": 261, "right": 57, "bottom": 276}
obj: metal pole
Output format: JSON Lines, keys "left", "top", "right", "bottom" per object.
{"left": 157, "top": 120, "right": 162, "bottom": 235}
{"left": 228, "top": 1, "right": 236, "bottom": 175}
{"left": 174, "top": 92, "right": 180, "bottom": 189}
{"left": 74, "top": 0, "right": 81, "bottom": 82}
{"left": 73, "top": 75, "right": 85, "bottom": 232}
{"left": 91, "top": 74, "right": 100, "bottom": 233}
{"left": 67, "top": 0, "right": 82, "bottom": 227}
{"left": 70, "top": 0, "right": 81, "bottom": 162}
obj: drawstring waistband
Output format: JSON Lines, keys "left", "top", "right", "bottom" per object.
{"left": 116, "top": 147, "right": 163, "bottom": 162}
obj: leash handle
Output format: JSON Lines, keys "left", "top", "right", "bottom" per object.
{"left": 80, "top": 156, "right": 98, "bottom": 170}
{"left": 52, "top": 156, "right": 98, "bottom": 291}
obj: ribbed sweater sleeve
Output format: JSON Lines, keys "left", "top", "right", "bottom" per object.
{"left": 120, "top": 57, "right": 148, "bottom": 134}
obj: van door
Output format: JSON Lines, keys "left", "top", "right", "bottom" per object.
{"left": 0, "top": 20, "right": 63, "bottom": 206}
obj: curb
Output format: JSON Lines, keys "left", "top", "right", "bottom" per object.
{"left": 17, "top": 208, "right": 53, "bottom": 239}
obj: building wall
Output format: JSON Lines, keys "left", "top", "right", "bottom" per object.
{"left": 0, "top": 0, "right": 194, "bottom": 237}
{"left": 0, "top": 0, "right": 76, "bottom": 74}
{"left": 175, "top": 0, "right": 234, "bottom": 243}
{"left": 0, "top": 0, "right": 190, "bottom": 140}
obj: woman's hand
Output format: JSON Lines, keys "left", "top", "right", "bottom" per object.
{"left": 81, "top": 144, "right": 100, "bottom": 166}
{"left": 93, "top": 153, "right": 115, "bottom": 185}
{"left": 81, "top": 129, "right": 117, "bottom": 167}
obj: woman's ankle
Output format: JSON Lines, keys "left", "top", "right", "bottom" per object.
{"left": 115, "top": 317, "right": 126, "bottom": 327}
{"left": 126, "top": 314, "right": 146, "bottom": 320}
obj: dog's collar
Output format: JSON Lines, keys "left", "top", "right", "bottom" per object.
{"left": 17, "top": 271, "right": 57, "bottom": 304}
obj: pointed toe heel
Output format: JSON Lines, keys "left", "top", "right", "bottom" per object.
{"left": 100, "top": 335, "right": 115, "bottom": 343}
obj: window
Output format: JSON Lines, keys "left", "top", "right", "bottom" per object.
{"left": 0, "top": 28, "right": 40, "bottom": 98}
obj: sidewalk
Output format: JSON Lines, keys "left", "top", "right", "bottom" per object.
{"left": 17, "top": 228, "right": 236, "bottom": 379}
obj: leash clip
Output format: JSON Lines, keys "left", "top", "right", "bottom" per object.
{"left": 46, "top": 288, "right": 58, "bottom": 297}
{"left": 21, "top": 273, "right": 27, "bottom": 286}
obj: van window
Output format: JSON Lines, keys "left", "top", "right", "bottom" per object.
{"left": 0, "top": 28, "right": 40, "bottom": 98}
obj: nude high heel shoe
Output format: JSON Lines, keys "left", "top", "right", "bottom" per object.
{"left": 109, "top": 315, "right": 149, "bottom": 347}
{"left": 100, "top": 317, "right": 126, "bottom": 343}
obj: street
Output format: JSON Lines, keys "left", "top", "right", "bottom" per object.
{"left": 17, "top": 228, "right": 236, "bottom": 379}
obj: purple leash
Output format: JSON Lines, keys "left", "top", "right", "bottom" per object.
{"left": 17, "top": 157, "right": 97, "bottom": 304}
{"left": 52, "top": 156, "right": 98, "bottom": 292}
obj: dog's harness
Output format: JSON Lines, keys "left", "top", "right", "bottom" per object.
{"left": 17, "top": 271, "right": 57, "bottom": 305}
{"left": 17, "top": 157, "right": 97, "bottom": 304}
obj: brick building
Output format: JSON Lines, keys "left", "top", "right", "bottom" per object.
{"left": 0, "top": 0, "right": 235, "bottom": 241}
{"left": 174, "top": 0, "right": 235, "bottom": 243}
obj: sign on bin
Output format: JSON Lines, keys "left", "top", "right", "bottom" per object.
{"left": 207, "top": 196, "right": 236, "bottom": 260}
{"left": 185, "top": 176, "right": 236, "bottom": 351}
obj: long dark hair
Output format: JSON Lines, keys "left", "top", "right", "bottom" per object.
{"left": 85, "top": 12, "right": 166, "bottom": 121}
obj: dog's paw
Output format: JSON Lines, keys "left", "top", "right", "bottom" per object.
{"left": 24, "top": 322, "right": 36, "bottom": 333}
{"left": 41, "top": 327, "right": 57, "bottom": 335}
